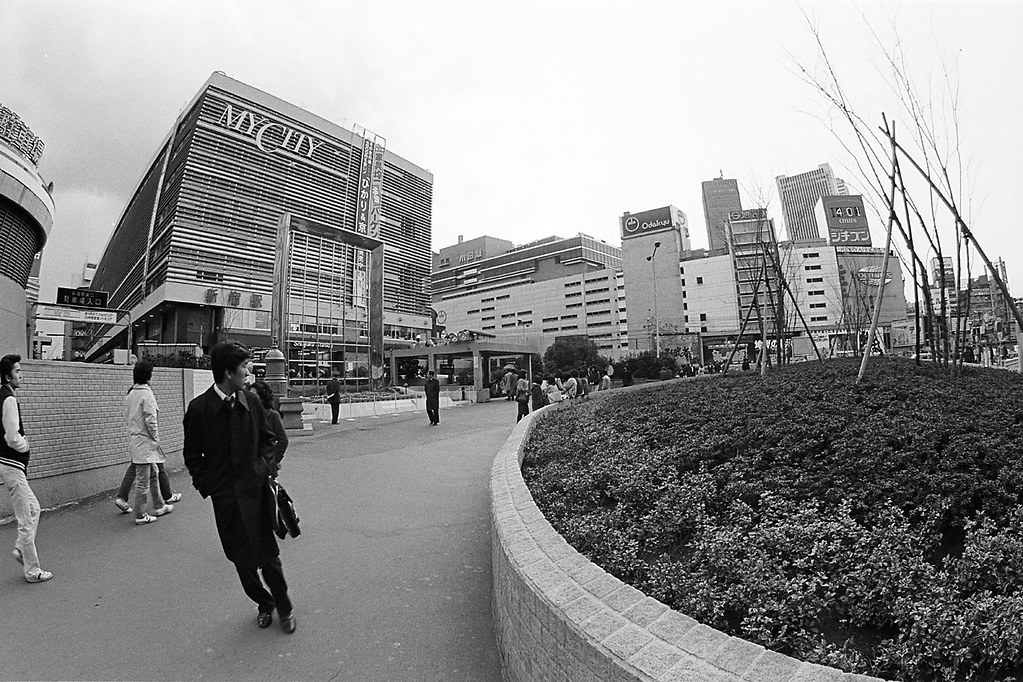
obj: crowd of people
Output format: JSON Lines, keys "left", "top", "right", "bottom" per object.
{"left": 1, "top": 345, "right": 298, "bottom": 633}
{"left": 501, "top": 365, "right": 618, "bottom": 423}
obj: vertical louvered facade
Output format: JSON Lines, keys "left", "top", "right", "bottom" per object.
{"left": 89, "top": 73, "right": 433, "bottom": 375}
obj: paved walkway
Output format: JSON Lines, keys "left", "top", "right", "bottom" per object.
{"left": 0, "top": 401, "right": 518, "bottom": 681}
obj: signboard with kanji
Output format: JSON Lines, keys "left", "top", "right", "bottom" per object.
{"left": 56, "top": 287, "right": 109, "bottom": 309}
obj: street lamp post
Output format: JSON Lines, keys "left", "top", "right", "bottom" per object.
{"left": 647, "top": 241, "right": 662, "bottom": 357}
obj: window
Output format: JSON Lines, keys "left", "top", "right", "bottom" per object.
{"left": 808, "top": 290, "right": 825, "bottom": 296}
{"left": 802, "top": 252, "right": 820, "bottom": 259}
{"left": 542, "top": 327, "right": 558, "bottom": 333}
{"left": 701, "top": 326, "right": 708, "bottom": 332}
{"left": 565, "top": 302, "right": 582, "bottom": 309}
{"left": 684, "top": 315, "right": 689, "bottom": 323}
{"left": 699, "top": 313, "right": 707, "bottom": 321}
{"left": 680, "top": 279, "right": 686, "bottom": 286}
{"left": 561, "top": 314, "right": 577, "bottom": 320}
{"left": 482, "top": 315, "right": 495, "bottom": 321}
{"left": 482, "top": 297, "right": 494, "bottom": 302}
{"left": 497, "top": 295, "right": 510, "bottom": 300}
{"left": 809, "top": 302, "right": 826, "bottom": 309}
{"left": 501, "top": 313, "right": 515, "bottom": 319}
{"left": 481, "top": 306, "right": 494, "bottom": 312}
{"left": 683, "top": 302, "right": 687, "bottom": 310}
{"left": 565, "top": 291, "right": 582, "bottom": 299}
{"left": 682, "top": 291, "right": 687, "bottom": 298}
{"left": 696, "top": 276, "right": 704, "bottom": 284}
{"left": 466, "top": 309, "right": 479, "bottom": 315}
{"left": 806, "top": 277, "right": 824, "bottom": 283}
{"left": 501, "top": 323, "right": 516, "bottom": 328}
{"left": 517, "top": 310, "right": 531, "bottom": 315}
{"left": 542, "top": 317, "right": 558, "bottom": 323}
{"left": 560, "top": 325, "right": 578, "bottom": 331}
{"left": 482, "top": 325, "right": 495, "bottom": 330}
{"left": 810, "top": 315, "right": 829, "bottom": 322}
{"left": 805, "top": 264, "right": 822, "bottom": 271}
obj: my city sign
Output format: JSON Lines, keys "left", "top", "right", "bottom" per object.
{"left": 217, "top": 102, "right": 329, "bottom": 159}
{"left": 621, "top": 207, "right": 676, "bottom": 240}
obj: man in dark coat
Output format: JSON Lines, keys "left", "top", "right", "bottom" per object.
{"left": 183, "top": 342, "right": 296, "bottom": 633}
{"left": 325, "top": 373, "right": 341, "bottom": 424}
{"left": 424, "top": 370, "right": 440, "bottom": 426}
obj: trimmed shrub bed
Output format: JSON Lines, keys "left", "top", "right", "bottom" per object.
{"left": 521, "top": 359, "right": 1023, "bottom": 681}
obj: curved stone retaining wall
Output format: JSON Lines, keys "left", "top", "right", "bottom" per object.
{"left": 490, "top": 391, "right": 883, "bottom": 682}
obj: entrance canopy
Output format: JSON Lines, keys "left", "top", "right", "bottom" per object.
{"left": 389, "top": 341, "right": 540, "bottom": 396}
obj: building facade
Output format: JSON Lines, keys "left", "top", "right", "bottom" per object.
{"left": 430, "top": 234, "right": 628, "bottom": 358}
{"left": 701, "top": 175, "right": 742, "bottom": 253}
{"left": 620, "top": 206, "right": 691, "bottom": 355}
{"left": 0, "top": 104, "right": 53, "bottom": 355}
{"left": 88, "top": 73, "right": 433, "bottom": 385}
{"left": 776, "top": 163, "right": 847, "bottom": 243}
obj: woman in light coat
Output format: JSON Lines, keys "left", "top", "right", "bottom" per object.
{"left": 126, "top": 360, "right": 173, "bottom": 525}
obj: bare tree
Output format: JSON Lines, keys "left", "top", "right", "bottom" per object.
{"left": 787, "top": 7, "right": 1023, "bottom": 376}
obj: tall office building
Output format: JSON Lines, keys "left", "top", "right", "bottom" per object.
{"left": 701, "top": 175, "right": 742, "bottom": 253}
{"left": 0, "top": 104, "right": 53, "bottom": 354}
{"left": 776, "top": 163, "right": 848, "bottom": 242}
{"left": 88, "top": 72, "right": 433, "bottom": 385}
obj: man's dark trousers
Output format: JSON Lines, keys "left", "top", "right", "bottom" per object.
{"left": 330, "top": 402, "right": 340, "bottom": 424}
{"left": 426, "top": 403, "right": 439, "bottom": 425}
{"left": 236, "top": 557, "right": 292, "bottom": 615}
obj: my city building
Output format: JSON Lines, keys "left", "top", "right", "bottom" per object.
{"left": 776, "top": 163, "right": 848, "bottom": 243}
{"left": 430, "top": 234, "right": 628, "bottom": 358}
{"left": 86, "top": 72, "right": 433, "bottom": 385}
{"left": 0, "top": 104, "right": 53, "bottom": 354}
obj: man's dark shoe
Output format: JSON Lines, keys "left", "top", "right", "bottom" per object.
{"left": 257, "top": 610, "right": 273, "bottom": 628}
{"left": 280, "top": 611, "right": 296, "bottom": 634}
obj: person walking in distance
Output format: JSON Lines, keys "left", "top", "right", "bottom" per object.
{"left": 183, "top": 342, "right": 296, "bottom": 633}
{"left": 250, "top": 382, "right": 288, "bottom": 476}
{"left": 125, "top": 360, "right": 174, "bottom": 525}
{"left": 0, "top": 355, "right": 52, "bottom": 583}
{"left": 325, "top": 372, "right": 341, "bottom": 425}
{"left": 515, "top": 375, "right": 530, "bottom": 423}
{"left": 115, "top": 358, "right": 183, "bottom": 516}
{"left": 424, "top": 370, "right": 441, "bottom": 426}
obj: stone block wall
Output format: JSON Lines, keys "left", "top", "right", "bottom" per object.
{"left": 0, "top": 360, "right": 211, "bottom": 516}
{"left": 490, "top": 391, "right": 886, "bottom": 682}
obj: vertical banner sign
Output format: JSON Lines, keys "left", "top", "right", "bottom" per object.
{"left": 369, "top": 137, "right": 386, "bottom": 240}
{"left": 356, "top": 137, "right": 374, "bottom": 236}
{"left": 353, "top": 249, "right": 369, "bottom": 309}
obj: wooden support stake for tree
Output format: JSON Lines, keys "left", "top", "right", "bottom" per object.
{"left": 857, "top": 116, "right": 900, "bottom": 384}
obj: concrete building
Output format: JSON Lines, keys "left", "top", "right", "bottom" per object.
{"left": 62, "top": 261, "right": 99, "bottom": 361}
{"left": 619, "top": 206, "right": 691, "bottom": 355}
{"left": 87, "top": 72, "right": 433, "bottom": 386}
{"left": 701, "top": 175, "right": 742, "bottom": 253}
{"left": 0, "top": 103, "right": 53, "bottom": 354}
{"left": 776, "top": 163, "right": 848, "bottom": 243}
{"left": 430, "top": 234, "right": 628, "bottom": 359}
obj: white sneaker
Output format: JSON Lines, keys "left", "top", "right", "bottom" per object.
{"left": 152, "top": 504, "right": 174, "bottom": 517}
{"left": 135, "top": 514, "right": 158, "bottom": 525}
{"left": 114, "top": 498, "right": 132, "bottom": 514}
{"left": 165, "top": 493, "right": 182, "bottom": 503}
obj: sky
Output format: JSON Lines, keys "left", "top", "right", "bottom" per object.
{"left": 3, "top": 0, "right": 1021, "bottom": 319}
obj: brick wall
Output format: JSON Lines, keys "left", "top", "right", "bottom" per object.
{"left": 0, "top": 361, "right": 212, "bottom": 516}
{"left": 490, "top": 386, "right": 886, "bottom": 682}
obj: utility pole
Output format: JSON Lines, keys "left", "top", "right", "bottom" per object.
{"left": 647, "top": 241, "right": 662, "bottom": 357}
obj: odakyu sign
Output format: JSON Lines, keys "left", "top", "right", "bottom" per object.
{"left": 620, "top": 206, "right": 678, "bottom": 240}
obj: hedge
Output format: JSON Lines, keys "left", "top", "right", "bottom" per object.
{"left": 521, "top": 358, "right": 1023, "bottom": 681}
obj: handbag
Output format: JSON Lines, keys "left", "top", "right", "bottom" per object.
{"left": 268, "top": 478, "right": 301, "bottom": 539}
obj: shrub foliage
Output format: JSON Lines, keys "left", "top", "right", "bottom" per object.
{"left": 521, "top": 359, "right": 1023, "bottom": 681}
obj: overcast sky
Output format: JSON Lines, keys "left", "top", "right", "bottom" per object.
{"left": 3, "top": 0, "right": 1021, "bottom": 311}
